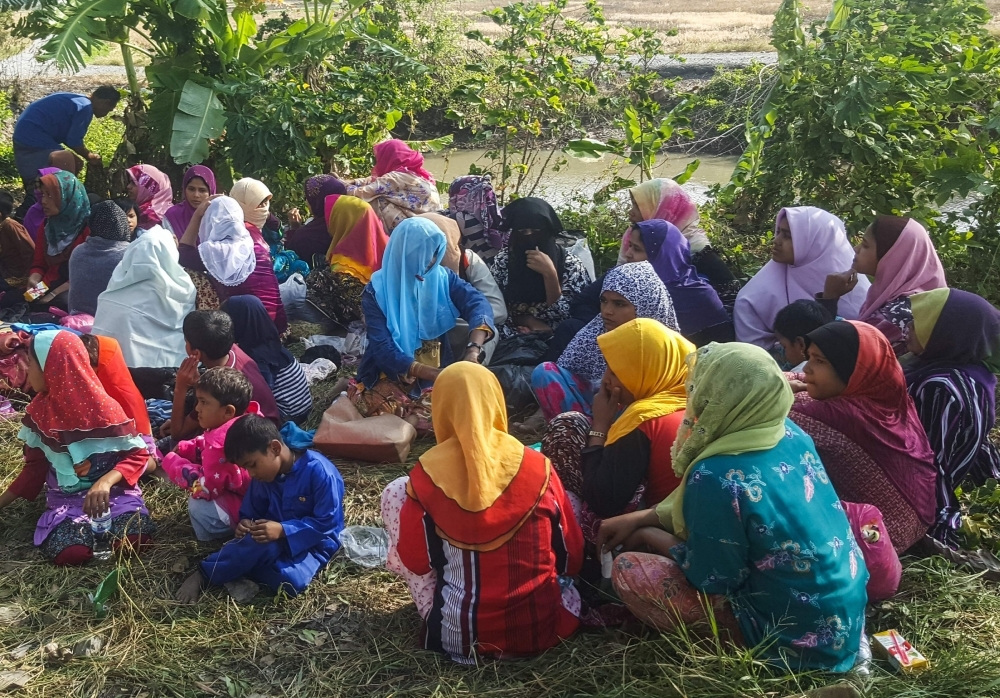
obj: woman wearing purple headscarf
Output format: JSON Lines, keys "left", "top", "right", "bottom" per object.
{"left": 624, "top": 220, "right": 733, "bottom": 346}
{"left": 283, "top": 174, "right": 347, "bottom": 266}
{"left": 165, "top": 166, "right": 216, "bottom": 239}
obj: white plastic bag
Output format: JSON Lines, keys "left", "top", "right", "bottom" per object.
{"left": 341, "top": 526, "right": 389, "bottom": 568}
{"left": 279, "top": 273, "right": 308, "bottom": 320}
{"left": 567, "top": 237, "right": 596, "bottom": 282}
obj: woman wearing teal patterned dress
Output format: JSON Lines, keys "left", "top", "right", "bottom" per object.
{"left": 598, "top": 342, "right": 868, "bottom": 673}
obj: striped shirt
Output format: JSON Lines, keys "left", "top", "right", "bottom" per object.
{"left": 272, "top": 360, "right": 313, "bottom": 422}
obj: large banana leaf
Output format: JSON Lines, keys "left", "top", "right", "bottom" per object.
{"left": 15, "top": 0, "right": 127, "bottom": 72}
{"left": 170, "top": 80, "right": 226, "bottom": 165}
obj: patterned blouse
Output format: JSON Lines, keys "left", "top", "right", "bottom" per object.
{"left": 346, "top": 171, "right": 441, "bottom": 234}
{"left": 670, "top": 419, "right": 868, "bottom": 672}
{"left": 491, "top": 249, "right": 591, "bottom": 339}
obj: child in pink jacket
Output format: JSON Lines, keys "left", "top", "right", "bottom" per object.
{"left": 161, "top": 367, "right": 261, "bottom": 540}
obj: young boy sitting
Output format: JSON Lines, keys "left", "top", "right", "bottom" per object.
{"left": 773, "top": 299, "right": 834, "bottom": 371}
{"left": 160, "top": 367, "right": 261, "bottom": 541}
{"left": 176, "top": 414, "right": 345, "bottom": 603}
{"left": 164, "top": 310, "right": 280, "bottom": 444}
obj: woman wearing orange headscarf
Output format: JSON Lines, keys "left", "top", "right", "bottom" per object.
{"left": 380, "top": 362, "right": 583, "bottom": 663}
{"left": 305, "top": 194, "right": 388, "bottom": 325}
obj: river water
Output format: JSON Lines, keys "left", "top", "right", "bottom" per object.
{"left": 423, "top": 149, "right": 737, "bottom": 207}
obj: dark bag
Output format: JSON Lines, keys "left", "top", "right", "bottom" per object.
{"left": 491, "top": 333, "right": 549, "bottom": 366}
{"left": 489, "top": 364, "right": 537, "bottom": 415}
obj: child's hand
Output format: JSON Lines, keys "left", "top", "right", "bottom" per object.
{"left": 176, "top": 356, "right": 200, "bottom": 392}
{"left": 250, "top": 520, "right": 284, "bottom": 543}
{"left": 234, "top": 519, "right": 253, "bottom": 538}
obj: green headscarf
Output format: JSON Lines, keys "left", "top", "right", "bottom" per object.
{"left": 42, "top": 170, "right": 90, "bottom": 255}
{"left": 656, "top": 342, "right": 793, "bottom": 539}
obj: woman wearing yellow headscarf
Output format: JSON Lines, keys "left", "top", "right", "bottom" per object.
{"left": 380, "top": 362, "right": 583, "bottom": 663}
{"left": 596, "top": 342, "right": 868, "bottom": 672}
{"left": 540, "top": 318, "right": 694, "bottom": 542}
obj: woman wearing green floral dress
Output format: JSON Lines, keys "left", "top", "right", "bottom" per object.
{"left": 598, "top": 342, "right": 868, "bottom": 673}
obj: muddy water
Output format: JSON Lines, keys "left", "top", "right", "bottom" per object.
{"left": 423, "top": 149, "right": 738, "bottom": 206}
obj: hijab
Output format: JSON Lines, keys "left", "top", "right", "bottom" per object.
{"left": 40, "top": 171, "right": 90, "bottom": 255}
{"left": 598, "top": 318, "right": 694, "bottom": 444}
{"left": 735, "top": 206, "right": 870, "bottom": 347}
{"left": 127, "top": 165, "right": 172, "bottom": 229}
{"left": 224, "top": 295, "right": 294, "bottom": 387}
{"left": 19, "top": 330, "right": 146, "bottom": 492}
{"left": 324, "top": 194, "right": 388, "bottom": 283}
{"left": 628, "top": 178, "right": 710, "bottom": 252}
{"left": 418, "top": 212, "right": 463, "bottom": 274}
{"left": 295, "top": 174, "right": 347, "bottom": 239}
{"left": 88, "top": 200, "right": 131, "bottom": 242}
{"left": 93, "top": 335, "right": 152, "bottom": 437}
{"left": 792, "top": 321, "right": 937, "bottom": 525}
{"left": 500, "top": 197, "right": 567, "bottom": 305}
{"left": 636, "top": 220, "right": 729, "bottom": 335}
{"left": 558, "top": 261, "right": 679, "bottom": 383}
{"left": 859, "top": 217, "right": 946, "bottom": 321}
{"left": 448, "top": 175, "right": 504, "bottom": 250}
{"left": 657, "top": 341, "right": 794, "bottom": 538}
{"left": 198, "top": 197, "right": 257, "bottom": 287}
{"left": 23, "top": 166, "right": 61, "bottom": 237}
{"left": 369, "top": 217, "right": 459, "bottom": 357}
{"left": 164, "top": 165, "right": 217, "bottom": 237}
{"left": 230, "top": 177, "right": 272, "bottom": 229}
{"left": 372, "top": 139, "right": 434, "bottom": 182}
{"left": 907, "top": 288, "right": 1000, "bottom": 379}
{"left": 406, "top": 362, "right": 548, "bottom": 551}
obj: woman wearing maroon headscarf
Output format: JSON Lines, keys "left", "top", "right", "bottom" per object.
{"left": 345, "top": 139, "right": 440, "bottom": 233}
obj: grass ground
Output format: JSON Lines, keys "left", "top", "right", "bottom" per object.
{"left": 4, "top": 335, "right": 1000, "bottom": 697}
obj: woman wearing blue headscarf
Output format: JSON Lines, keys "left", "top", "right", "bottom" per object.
{"left": 351, "top": 217, "right": 496, "bottom": 432}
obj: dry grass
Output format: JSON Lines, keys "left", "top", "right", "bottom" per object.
{"left": 4, "top": 354, "right": 1000, "bottom": 696}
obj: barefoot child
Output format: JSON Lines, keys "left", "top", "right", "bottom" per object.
{"left": 176, "top": 414, "right": 345, "bottom": 603}
{"left": 160, "top": 367, "right": 261, "bottom": 540}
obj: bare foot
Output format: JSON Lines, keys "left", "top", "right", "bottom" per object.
{"left": 513, "top": 409, "right": 546, "bottom": 436}
{"left": 176, "top": 571, "right": 205, "bottom": 604}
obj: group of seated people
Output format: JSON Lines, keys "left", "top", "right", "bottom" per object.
{"left": 2, "top": 133, "right": 999, "bottom": 674}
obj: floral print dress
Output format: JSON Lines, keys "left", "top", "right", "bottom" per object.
{"left": 491, "top": 249, "right": 590, "bottom": 339}
{"left": 640, "top": 420, "right": 868, "bottom": 672}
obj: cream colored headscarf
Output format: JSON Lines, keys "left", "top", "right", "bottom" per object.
{"left": 230, "top": 177, "right": 272, "bottom": 229}
{"left": 418, "top": 212, "right": 463, "bottom": 273}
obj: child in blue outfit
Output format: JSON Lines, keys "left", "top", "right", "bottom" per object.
{"left": 176, "top": 414, "right": 345, "bottom": 603}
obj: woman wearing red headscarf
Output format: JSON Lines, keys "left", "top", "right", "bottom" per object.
{"left": 345, "top": 139, "right": 440, "bottom": 233}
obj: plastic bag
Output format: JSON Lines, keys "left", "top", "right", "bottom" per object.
{"left": 341, "top": 526, "right": 389, "bottom": 568}
{"left": 279, "top": 273, "right": 327, "bottom": 323}
{"left": 490, "top": 364, "right": 537, "bottom": 414}
{"left": 61, "top": 313, "right": 94, "bottom": 333}
{"left": 558, "top": 230, "right": 596, "bottom": 282}
{"left": 301, "top": 357, "right": 337, "bottom": 385}
{"left": 491, "top": 333, "right": 549, "bottom": 366}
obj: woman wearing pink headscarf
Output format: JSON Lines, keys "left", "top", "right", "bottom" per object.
{"left": 345, "top": 139, "right": 440, "bottom": 234}
{"left": 733, "top": 206, "right": 870, "bottom": 350}
{"left": 820, "top": 215, "right": 945, "bottom": 354}
{"left": 126, "top": 165, "right": 173, "bottom": 232}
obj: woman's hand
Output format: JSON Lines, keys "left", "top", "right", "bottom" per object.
{"left": 26, "top": 273, "right": 42, "bottom": 289}
{"left": 410, "top": 362, "right": 441, "bottom": 382}
{"left": 84, "top": 470, "right": 123, "bottom": 517}
{"left": 287, "top": 208, "right": 303, "bottom": 230}
{"left": 823, "top": 270, "right": 858, "bottom": 299}
{"left": 596, "top": 508, "right": 661, "bottom": 555}
{"left": 788, "top": 379, "right": 808, "bottom": 393}
{"left": 525, "top": 248, "right": 558, "bottom": 281}
{"left": 590, "top": 379, "right": 619, "bottom": 436}
{"left": 512, "top": 315, "right": 552, "bottom": 335}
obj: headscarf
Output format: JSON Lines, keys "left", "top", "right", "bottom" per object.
{"left": 558, "top": 261, "right": 679, "bottom": 382}
{"left": 598, "top": 318, "right": 694, "bottom": 444}
{"left": 792, "top": 321, "right": 937, "bottom": 525}
{"left": 23, "top": 167, "right": 61, "bottom": 237}
{"left": 418, "top": 212, "right": 463, "bottom": 273}
{"left": 369, "top": 217, "right": 459, "bottom": 357}
{"left": 93, "top": 335, "right": 152, "bottom": 437}
{"left": 734, "top": 206, "right": 870, "bottom": 347}
{"left": 406, "top": 362, "right": 548, "bottom": 551}
{"left": 372, "top": 139, "right": 434, "bottom": 182}
{"left": 127, "top": 165, "right": 172, "bottom": 229}
{"left": 448, "top": 175, "right": 504, "bottom": 250}
{"left": 804, "top": 321, "right": 859, "bottom": 386}
{"left": 323, "top": 194, "right": 388, "bottom": 284}
{"left": 164, "top": 165, "right": 217, "bottom": 237}
{"left": 92, "top": 226, "right": 197, "bottom": 368}
{"left": 628, "top": 178, "right": 710, "bottom": 252}
{"left": 636, "top": 220, "right": 729, "bottom": 335}
{"left": 230, "top": 177, "right": 272, "bottom": 229}
{"left": 908, "top": 288, "right": 1000, "bottom": 378}
{"left": 859, "top": 217, "right": 946, "bottom": 321}
{"left": 88, "top": 200, "right": 131, "bottom": 242}
{"left": 18, "top": 330, "right": 146, "bottom": 492}
{"left": 500, "top": 197, "right": 567, "bottom": 305}
{"left": 198, "top": 197, "right": 257, "bottom": 287}
{"left": 656, "top": 341, "right": 793, "bottom": 538}
{"left": 294, "top": 174, "right": 347, "bottom": 240}
{"left": 224, "top": 295, "right": 294, "bottom": 388}
{"left": 40, "top": 171, "right": 90, "bottom": 255}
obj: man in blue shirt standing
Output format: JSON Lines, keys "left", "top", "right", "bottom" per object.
{"left": 12, "top": 86, "right": 120, "bottom": 213}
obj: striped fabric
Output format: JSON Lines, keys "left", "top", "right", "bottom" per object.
{"left": 272, "top": 361, "right": 313, "bottom": 422}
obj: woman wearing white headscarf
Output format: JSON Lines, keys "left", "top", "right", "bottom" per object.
{"left": 92, "top": 225, "right": 196, "bottom": 367}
